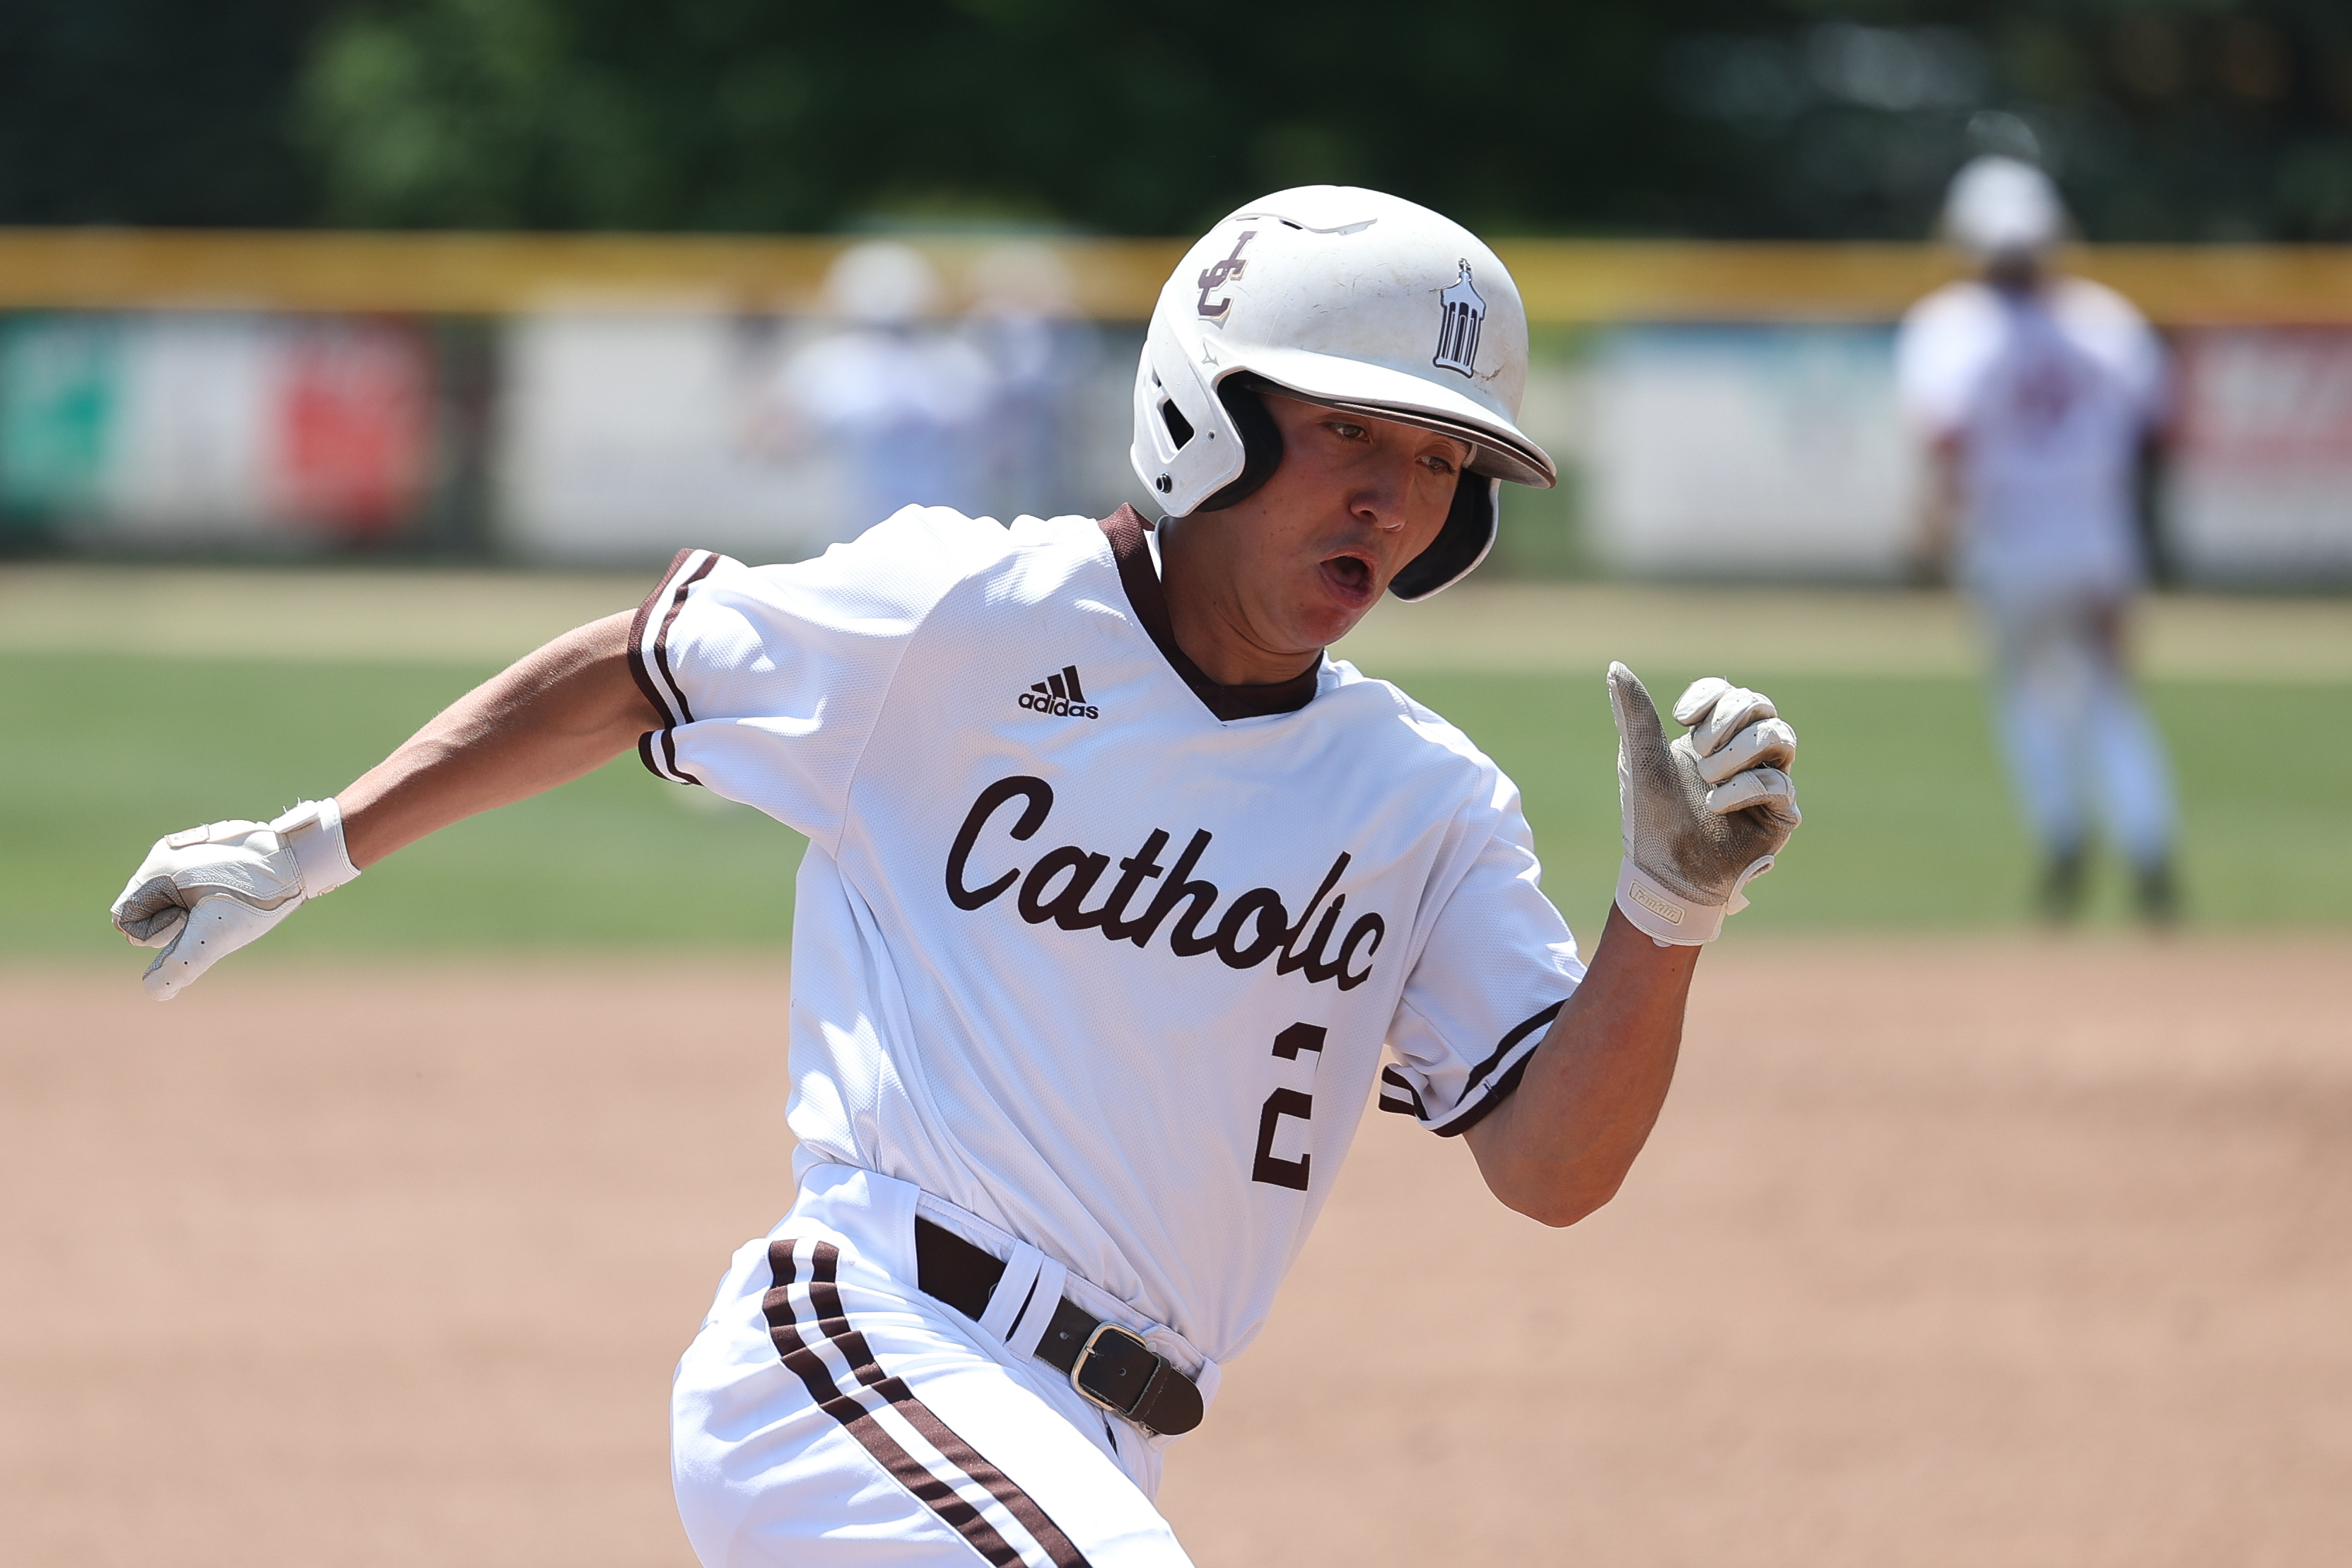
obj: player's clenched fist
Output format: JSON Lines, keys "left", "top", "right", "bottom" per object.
{"left": 109, "top": 800, "right": 361, "bottom": 1000}
{"left": 1608, "top": 662, "right": 1801, "bottom": 945}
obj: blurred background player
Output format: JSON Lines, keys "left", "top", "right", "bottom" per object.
{"left": 966, "top": 240, "right": 1102, "bottom": 524}
{"left": 771, "top": 240, "right": 996, "bottom": 539}
{"left": 762, "top": 240, "right": 1103, "bottom": 542}
{"left": 1896, "top": 156, "right": 2178, "bottom": 925}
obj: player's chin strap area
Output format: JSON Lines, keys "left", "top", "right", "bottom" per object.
{"left": 913, "top": 1218, "right": 1206, "bottom": 1437}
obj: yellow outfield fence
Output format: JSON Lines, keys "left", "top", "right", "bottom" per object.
{"left": 1, "top": 229, "right": 2350, "bottom": 324}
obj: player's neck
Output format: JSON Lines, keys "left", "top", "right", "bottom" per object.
{"left": 1983, "top": 254, "right": 2047, "bottom": 296}
{"left": 1157, "top": 519, "right": 1325, "bottom": 689}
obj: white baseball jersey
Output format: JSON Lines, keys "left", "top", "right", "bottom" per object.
{"left": 1896, "top": 277, "right": 2167, "bottom": 597}
{"left": 629, "top": 503, "right": 1584, "bottom": 1364}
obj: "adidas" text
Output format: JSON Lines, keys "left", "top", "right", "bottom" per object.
{"left": 1017, "top": 664, "right": 1099, "bottom": 720}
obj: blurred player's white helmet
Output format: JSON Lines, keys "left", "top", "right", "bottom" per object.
{"left": 1942, "top": 156, "right": 2068, "bottom": 261}
{"left": 1130, "top": 186, "right": 1557, "bottom": 601}
{"left": 826, "top": 241, "right": 942, "bottom": 325}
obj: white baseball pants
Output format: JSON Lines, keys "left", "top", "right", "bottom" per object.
{"left": 1978, "top": 583, "right": 2175, "bottom": 868}
{"left": 671, "top": 1166, "right": 1200, "bottom": 1567}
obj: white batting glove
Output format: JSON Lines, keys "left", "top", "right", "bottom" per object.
{"left": 1609, "top": 664, "right": 1801, "bottom": 946}
{"left": 109, "top": 799, "right": 361, "bottom": 1000}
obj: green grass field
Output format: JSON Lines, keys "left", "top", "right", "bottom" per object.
{"left": 8, "top": 648, "right": 2347, "bottom": 963}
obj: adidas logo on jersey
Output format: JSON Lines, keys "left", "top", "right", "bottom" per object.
{"left": 1017, "top": 665, "right": 1099, "bottom": 720}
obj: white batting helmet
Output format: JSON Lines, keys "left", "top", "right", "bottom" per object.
{"left": 1128, "top": 186, "right": 1558, "bottom": 602}
{"left": 1941, "top": 156, "right": 2068, "bottom": 261}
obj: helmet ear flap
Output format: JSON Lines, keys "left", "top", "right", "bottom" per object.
{"left": 1388, "top": 472, "right": 1498, "bottom": 602}
{"left": 1195, "top": 379, "right": 1285, "bottom": 513}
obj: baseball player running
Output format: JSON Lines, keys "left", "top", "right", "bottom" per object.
{"left": 1898, "top": 156, "right": 2177, "bottom": 923}
{"left": 110, "top": 187, "right": 1801, "bottom": 1566}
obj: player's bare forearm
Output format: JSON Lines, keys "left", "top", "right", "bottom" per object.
{"left": 1914, "top": 434, "right": 1962, "bottom": 583}
{"left": 1461, "top": 905, "right": 1699, "bottom": 1227}
{"left": 337, "top": 612, "right": 661, "bottom": 867}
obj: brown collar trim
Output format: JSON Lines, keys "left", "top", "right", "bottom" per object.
{"left": 1099, "top": 505, "right": 1319, "bottom": 722}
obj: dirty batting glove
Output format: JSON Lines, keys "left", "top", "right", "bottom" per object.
{"left": 1608, "top": 664, "right": 1801, "bottom": 946}
{"left": 109, "top": 799, "right": 361, "bottom": 1000}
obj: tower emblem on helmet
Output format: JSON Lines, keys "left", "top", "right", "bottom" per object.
{"left": 1433, "top": 260, "right": 1485, "bottom": 377}
{"left": 1196, "top": 231, "right": 1256, "bottom": 324}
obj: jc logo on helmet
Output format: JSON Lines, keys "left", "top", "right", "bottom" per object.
{"left": 1434, "top": 260, "right": 1485, "bottom": 377}
{"left": 1196, "top": 232, "right": 1256, "bottom": 322}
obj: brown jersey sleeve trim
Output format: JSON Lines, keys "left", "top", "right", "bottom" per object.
{"left": 629, "top": 547, "right": 718, "bottom": 785}
{"left": 1376, "top": 1064, "right": 1429, "bottom": 1118}
{"left": 1098, "top": 505, "right": 1318, "bottom": 722}
{"left": 1427, "top": 1000, "right": 1567, "bottom": 1138}
{"left": 628, "top": 547, "right": 696, "bottom": 723}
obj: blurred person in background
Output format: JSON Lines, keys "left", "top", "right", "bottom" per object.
{"left": 773, "top": 240, "right": 995, "bottom": 541}
{"left": 966, "top": 241, "right": 1101, "bottom": 522}
{"left": 1897, "top": 156, "right": 2178, "bottom": 925}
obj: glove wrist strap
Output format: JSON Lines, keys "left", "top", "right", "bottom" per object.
{"left": 1615, "top": 858, "right": 1724, "bottom": 947}
{"left": 271, "top": 798, "right": 361, "bottom": 898}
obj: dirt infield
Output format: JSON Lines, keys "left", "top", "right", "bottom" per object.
{"left": 6, "top": 940, "right": 2347, "bottom": 1567}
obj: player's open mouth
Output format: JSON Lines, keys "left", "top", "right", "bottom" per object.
{"left": 1318, "top": 551, "right": 1376, "bottom": 607}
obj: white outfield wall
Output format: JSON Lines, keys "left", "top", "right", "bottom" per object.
{"left": 2, "top": 299, "right": 2348, "bottom": 587}
{"left": 2, "top": 230, "right": 2348, "bottom": 583}
{"left": 1578, "top": 325, "right": 1920, "bottom": 582}
{"left": 496, "top": 312, "right": 853, "bottom": 565}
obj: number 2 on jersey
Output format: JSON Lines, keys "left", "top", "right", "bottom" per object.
{"left": 1251, "top": 1022, "right": 1326, "bottom": 1191}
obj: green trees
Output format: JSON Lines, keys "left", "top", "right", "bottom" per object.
{"left": 6, "top": 1, "right": 2352, "bottom": 240}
